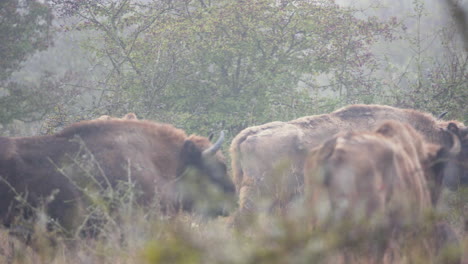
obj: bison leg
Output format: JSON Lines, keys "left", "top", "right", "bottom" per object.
{"left": 238, "top": 185, "right": 258, "bottom": 213}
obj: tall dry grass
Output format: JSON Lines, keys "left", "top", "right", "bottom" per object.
{"left": 0, "top": 190, "right": 465, "bottom": 264}
{"left": 0, "top": 153, "right": 465, "bottom": 264}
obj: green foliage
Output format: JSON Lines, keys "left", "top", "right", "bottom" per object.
{"left": 0, "top": 71, "right": 85, "bottom": 126}
{"left": 376, "top": 0, "right": 467, "bottom": 122}
{"left": 0, "top": 0, "right": 53, "bottom": 81}
{"left": 55, "top": 0, "right": 397, "bottom": 135}
{"left": 2, "top": 0, "right": 466, "bottom": 130}
{"left": 0, "top": 0, "right": 56, "bottom": 125}
{"left": 141, "top": 233, "right": 202, "bottom": 264}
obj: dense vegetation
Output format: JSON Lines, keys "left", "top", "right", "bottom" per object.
{"left": 2, "top": 0, "right": 466, "bottom": 136}
{"left": 0, "top": 0, "right": 53, "bottom": 124}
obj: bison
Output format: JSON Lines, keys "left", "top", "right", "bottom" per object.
{"left": 0, "top": 118, "right": 235, "bottom": 236}
{"left": 303, "top": 121, "right": 461, "bottom": 263}
{"left": 230, "top": 104, "right": 467, "bottom": 214}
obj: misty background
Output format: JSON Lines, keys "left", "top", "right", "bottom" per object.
{"left": 1, "top": 0, "right": 466, "bottom": 138}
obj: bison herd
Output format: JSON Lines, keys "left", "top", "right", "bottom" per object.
{"left": 0, "top": 105, "right": 466, "bottom": 261}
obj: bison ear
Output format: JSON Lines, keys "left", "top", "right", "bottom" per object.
{"left": 376, "top": 123, "right": 395, "bottom": 137}
{"left": 318, "top": 137, "right": 337, "bottom": 160}
{"left": 208, "top": 132, "right": 214, "bottom": 142}
{"left": 447, "top": 122, "right": 460, "bottom": 136}
{"left": 124, "top": 113, "right": 137, "bottom": 120}
{"left": 426, "top": 143, "right": 444, "bottom": 162}
{"left": 181, "top": 140, "right": 202, "bottom": 163}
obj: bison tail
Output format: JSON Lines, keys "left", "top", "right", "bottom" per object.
{"left": 230, "top": 130, "right": 255, "bottom": 193}
{"left": 229, "top": 141, "right": 243, "bottom": 193}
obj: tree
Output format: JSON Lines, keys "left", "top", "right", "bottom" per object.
{"left": 0, "top": 0, "right": 53, "bottom": 81}
{"left": 53, "top": 0, "right": 397, "bottom": 135}
{"left": 0, "top": 0, "right": 55, "bottom": 124}
{"left": 377, "top": 0, "right": 467, "bottom": 122}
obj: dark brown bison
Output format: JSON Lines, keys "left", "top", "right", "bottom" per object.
{"left": 230, "top": 104, "right": 467, "bottom": 214}
{"left": 0, "top": 118, "right": 235, "bottom": 235}
{"left": 304, "top": 121, "right": 461, "bottom": 263}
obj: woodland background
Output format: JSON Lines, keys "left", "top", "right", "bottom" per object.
{"left": 1, "top": 0, "right": 466, "bottom": 139}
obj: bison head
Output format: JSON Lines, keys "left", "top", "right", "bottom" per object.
{"left": 305, "top": 133, "right": 404, "bottom": 225}
{"left": 177, "top": 131, "right": 236, "bottom": 216}
{"left": 438, "top": 123, "right": 468, "bottom": 191}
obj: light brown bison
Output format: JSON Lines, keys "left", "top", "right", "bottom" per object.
{"left": 0, "top": 118, "right": 235, "bottom": 235}
{"left": 304, "top": 121, "right": 461, "bottom": 263}
{"left": 230, "top": 104, "right": 467, "bottom": 214}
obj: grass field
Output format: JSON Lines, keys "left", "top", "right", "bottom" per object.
{"left": 0, "top": 186, "right": 465, "bottom": 264}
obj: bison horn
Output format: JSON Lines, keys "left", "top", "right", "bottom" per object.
{"left": 203, "top": 131, "right": 225, "bottom": 156}
{"left": 437, "top": 111, "right": 448, "bottom": 120}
